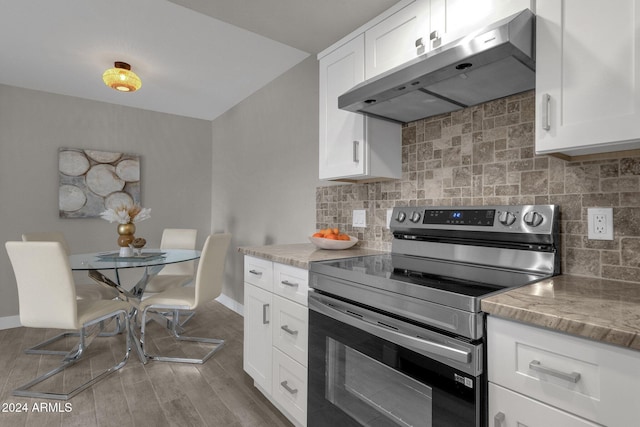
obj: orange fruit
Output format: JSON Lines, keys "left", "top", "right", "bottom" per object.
{"left": 332, "top": 228, "right": 339, "bottom": 235}
{"left": 339, "top": 234, "right": 350, "bottom": 241}
{"left": 325, "top": 233, "right": 338, "bottom": 240}
{"left": 312, "top": 232, "right": 323, "bottom": 238}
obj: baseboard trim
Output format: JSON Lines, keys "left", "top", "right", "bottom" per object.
{"left": 216, "top": 293, "right": 244, "bottom": 316}
{"left": 0, "top": 315, "right": 21, "bottom": 330}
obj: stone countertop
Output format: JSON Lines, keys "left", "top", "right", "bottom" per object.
{"left": 238, "top": 243, "right": 385, "bottom": 270}
{"left": 482, "top": 275, "right": 640, "bottom": 351}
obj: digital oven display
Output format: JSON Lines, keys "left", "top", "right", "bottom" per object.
{"left": 422, "top": 209, "right": 496, "bottom": 226}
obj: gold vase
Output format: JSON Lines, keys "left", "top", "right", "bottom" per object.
{"left": 117, "top": 222, "right": 136, "bottom": 247}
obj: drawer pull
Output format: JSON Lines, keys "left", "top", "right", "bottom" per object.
{"left": 281, "top": 325, "right": 298, "bottom": 336}
{"left": 494, "top": 412, "right": 505, "bottom": 427}
{"left": 281, "top": 380, "right": 298, "bottom": 394}
{"left": 262, "top": 304, "right": 270, "bottom": 325}
{"left": 281, "top": 280, "right": 299, "bottom": 287}
{"left": 249, "top": 269, "right": 262, "bottom": 276}
{"left": 529, "top": 360, "right": 581, "bottom": 383}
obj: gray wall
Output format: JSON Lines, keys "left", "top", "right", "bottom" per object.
{"left": 0, "top": 84, "right": 213, "bottom": 321}
{"left": 211, "top": 56, "right": 322, "bottom": 306}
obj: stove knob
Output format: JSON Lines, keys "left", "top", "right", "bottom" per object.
{"left": 396, "top": 211, "right": 407, "bottom": 222}
{"left": 524, "top": 211, "right": 544, "bottom": 227}
{"left": 410, "top": 211, "right": 422, "bottom": 223}
{"left": 498, "top": 211, "right": 517, "bottom": 226}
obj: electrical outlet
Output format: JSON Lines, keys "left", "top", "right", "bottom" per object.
{"left": 353, "top": 209, "right": 367, "bottom": 228}
{"left": 587, "top": 208, "right": 613, "bottom": 240}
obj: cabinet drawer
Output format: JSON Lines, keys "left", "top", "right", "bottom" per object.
{"left": 273, "top": 263, "right": 308, "bottom": 306}
{"left": 244, "top": 256, "right": 273, "bottom": 291}
{"left": 272, "top": 348, "right": 307, "bottom": 427}
{"left": 488, "top": 316, "right": 640, "bottom": 426}
{"left": 273, "top": 295, "right": 308, "bottom": 367}
{"left": 489, "top": 383, "right": 599, "bottom": 427}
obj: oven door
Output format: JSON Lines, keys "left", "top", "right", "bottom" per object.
{"left": 308, "top": 290, "right": 485, "bottom": 427}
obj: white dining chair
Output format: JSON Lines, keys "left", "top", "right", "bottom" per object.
{"left": 21, "top": 231, "right": 122, "bottom": 354}
{"left": 143, "top": 228, "right": 198, "bottom": 326}
{"left": 139, "top": 233, "right": 231, "bottom": 364}
{"left": 5, "top": 241, "right": 132, "bottom": 400}
{"left": 143, "top": 228, "right": 198, "bottom": 293}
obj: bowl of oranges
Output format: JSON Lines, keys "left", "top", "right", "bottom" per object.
{"left": 309, "top": 228, "right": 358, "bottom": 250}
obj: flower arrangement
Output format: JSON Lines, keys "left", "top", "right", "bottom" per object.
{"left": 99, "top": 204, "right": 151, "bottom": 224}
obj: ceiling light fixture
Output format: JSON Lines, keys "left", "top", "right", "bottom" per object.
{"left": 102, "top": 62, "right": 142, "bottom": 92}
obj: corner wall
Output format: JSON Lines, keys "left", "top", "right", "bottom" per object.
{"left": 211, "top": 56, "right": 323, "bottom": 306}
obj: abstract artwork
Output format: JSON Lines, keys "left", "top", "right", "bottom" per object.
{"left": 58, "top": 148, "right": 141, "bottom": 218}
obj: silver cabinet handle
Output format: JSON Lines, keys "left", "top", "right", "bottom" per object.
{"left": 529, "top": 360, "right": 581, "bottom": 383}
{"left": 415, "top": 37, "right": 425, "bottom": 55}
{"left": 249, "top": 269, "right": 262, "bottom": 276}
{"left": 280, "top": 380, "right": 298, "bottom": 394}
{"left": 353, "top": 141, "right": 359, "bottom": 163}
{"left": 281, "top": 280, "right": 298, "bottom": 287}
{"left": 281, "top": 325, "right": 298, "bottom": 336}
{"left": 541, "top": 93, "right": 551, "bottom": 131}
{"left": 262, "top": 304, "right": 269, "bottom": 325}
{"left": 494, "top": 412, "right": 505, "bottom": 427}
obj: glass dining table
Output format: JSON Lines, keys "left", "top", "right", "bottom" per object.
{"left": 69, "top": 249, "right": 201, "bottom": 299}
{"left": 68, "top": 249, "right": 201, "bottom": 363}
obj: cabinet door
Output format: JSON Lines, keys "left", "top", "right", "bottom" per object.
{"left": 489, "top": 383, "right": 600, "bottom": 427}
{"left": 243, "top": 283, "right": 273, "bottom": 393}
{"left": 431, "top": 0, "right": 533, "bottom": 48}
{"left": 365, "top": 0, "right": 429, "bottom": 78}
{"left": 536, "top": 0, "right": 640, "bottom": 156}
{"left": 319, "top": 35, "right": 366, "bottom": 180}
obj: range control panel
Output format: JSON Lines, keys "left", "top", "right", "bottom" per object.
{"left": 391, "top": 204, "right": 557, "bottom": 235}
{"left": 422, "top": 209, "right": 496, "bottom": 226}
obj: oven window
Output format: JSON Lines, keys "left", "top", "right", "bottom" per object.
{"left": 325, "top": 337, "right": 432, "bottom": 427}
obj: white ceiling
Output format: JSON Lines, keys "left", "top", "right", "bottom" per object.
{"left": 0, "top": 0, "right": 399, "bottom": 121}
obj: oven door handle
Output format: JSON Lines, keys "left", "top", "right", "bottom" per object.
{"left": 309, "top": 294, "right": 471, "bottom": 364}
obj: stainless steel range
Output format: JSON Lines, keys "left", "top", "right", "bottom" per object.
{"left": 307, "top": 204, "right": 560, "bottom": 427}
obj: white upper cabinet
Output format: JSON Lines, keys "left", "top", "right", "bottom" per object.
{"left": 318, "top": 34, "right": 401, "bottom": 182}
{"left": 431, "top": 0, "right": 534, "bottom": 48}
{"left": 536, "top": 0, "right": 640, "bottom": 157}
{"left": 365, "top": 0, "right": 430, "bottom": 78}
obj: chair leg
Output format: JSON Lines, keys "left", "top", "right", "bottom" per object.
{"left": 13, "top": 311, "right": 131, "bottom": 400}
{"left": 140, "top": 306, "right": 224, "bottom": 364}
{"left": 24, "top": 316, "right": 123, "bottom": 355}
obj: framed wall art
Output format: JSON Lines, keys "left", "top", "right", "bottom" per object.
{"left": 58, "top": 148, "right": 141, "bottom": 218}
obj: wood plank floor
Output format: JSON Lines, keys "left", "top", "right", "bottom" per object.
{"left": 0, "top": 301, "right": 294, "bottom": 427}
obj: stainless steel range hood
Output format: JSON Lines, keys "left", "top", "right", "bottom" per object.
{"left": 338, "top": 9, "right": 535, "bottom": 123}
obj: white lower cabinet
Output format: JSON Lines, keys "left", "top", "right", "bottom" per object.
{"left": 272, "top": 348, "right": 307, "bottom": 425}
{"left": 243, "top": 283, "right": 272, "bottom": 393}
{"left": 488, "top": 316, "right": 640, "bottom": 426}
{"left": 243, "top": 256, "right": 308, "bottom": 427}
{"left": 489, "top": 383, "right": 599, "bottom": 427}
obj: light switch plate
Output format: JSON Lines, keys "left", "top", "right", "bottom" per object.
{"left": 587, "top": 207, "right": 613, "bottom": 240}
{"left": 353, "top": 209, "right": 367, "bottom": 228}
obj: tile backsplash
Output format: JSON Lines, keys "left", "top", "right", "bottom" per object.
{"left": 316, "top": 90, "right": 640, "bottom": 282}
